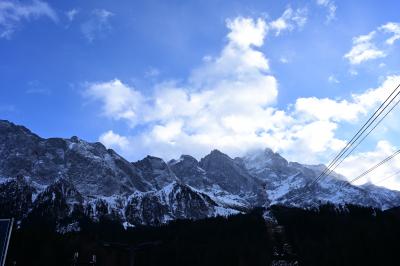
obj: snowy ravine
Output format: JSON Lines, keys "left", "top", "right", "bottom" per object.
{"left": 1, "top": 119, "right": 400, "bottom": 230}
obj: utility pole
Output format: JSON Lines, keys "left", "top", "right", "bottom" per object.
{"left": 89, "top": 254, "right": 97, "bottom": 266}
{"left": 71, "top": 252, "right": 78, "bottom": 266}
{"left": 0, "top": 218, "right": 14, "bottom": 266}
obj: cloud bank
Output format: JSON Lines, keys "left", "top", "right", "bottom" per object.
{"left": 269, "top": 6, "right": 308, "bottom": 36}
{"left": 0, "top": 0, "right": 57, "bottom": 38}
{"left": 345, "top": 22, "right": 400, "bottom": 65}
{"left": 85, "top": 15, "right": 400, "bottom": 190}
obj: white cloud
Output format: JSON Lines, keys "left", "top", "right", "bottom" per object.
{"left": 316, "top": 0, "right": 337, "bottom": 22}
{"left": 86, "top": 17, "right": 280, "bottom": 159}
{"left": 99, "top": 130, "right": 129, "bottom": 150}
{"left": 0, "top": 0, "right": 58, "bottom": 38}
{"left": 295, "top": 97, "right": 359, "bottom": 122}
{"left": 336, "top": 141, "right": 400, "bottom": 190}
{"left": 345, "top": 22, "right": 400, "bottom": 66}
{"left": 85, "top": 15, "right": 400, "bottom": 192}
{"left": 349, "top": 69, "right": 358, "bottom": 76}
{"left": 344, "top": 31, "right": 386, "bottom": 65}
{"left": 290, "top": 120, "right": 344, "bottom": 155}
{"left": 328, "top": 75, "right": 339, "bottom": 84}
{"left": 85, "top": 79, "right": 144, "bottom": 127}
{"left": 151, "top": 120, "right": 183, "bottom": 144}
{"left": 379, "top": 22, "right": 400, "bottom": 45}
{"left": 295, "top": 75, "right": 400, "bottom": 123}
{"left": 91, "top": 73, "right": 400, "bottom": 166}
{"left": 81, "top": 9, "right": 114, "bottom": 42}
{"left": 226, "top": 17, "right": 267, "bottom": 47}
{"left": 66, "top": 8, "right": 79, "bottom": 22}
{"left": 269, "top": 7, "right": 308, "bottom": 36}
{"left": 279, "top": 57, "right": 289, "bottom": 64}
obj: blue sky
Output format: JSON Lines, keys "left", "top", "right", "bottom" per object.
{"left": 1, "top": 0, "right": 400, "bottom": 189}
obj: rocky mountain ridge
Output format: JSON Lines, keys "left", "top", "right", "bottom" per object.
{"left": 1, "top": 119, "right": 400, "bottom": 230}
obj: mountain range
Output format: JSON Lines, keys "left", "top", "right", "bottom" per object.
{"left": 1, "top": 119, "right": 400, "bottom": 231}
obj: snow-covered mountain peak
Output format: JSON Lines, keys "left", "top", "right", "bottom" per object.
{"left": 2, "top": 120, "right": 400, "bottom": 228}
{"left": 133, "top": 155, "right": 178, "bottom": 190}
{"left": 243, "top": 148, "right": 288, "bottom": 172}
{"left": 169, "top": 154, "right": 199, "bottom": 167}
{"left": 201, "top": 149, "right": 231, "bottom": 161}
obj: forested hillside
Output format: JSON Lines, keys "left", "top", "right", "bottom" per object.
{"left": 6, "top": 204, "right": 400, "bottom": 266}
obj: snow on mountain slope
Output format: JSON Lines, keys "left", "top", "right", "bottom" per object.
{"left": 132, "top": 156, "right": 178, "bottom": 190}
{"left": 1, "top": 119, "right": 400, "bottom": 229}
{"left": 0, "top": 120, "right": 151, "bottom": 195}
{"left": 199, "top": 150, "right": 268, "bottom": 206}
{"left": 242, "top": 149, "right": 400, "bottom": 209}
{"left": 169, "top": 153, "right": 259, "bottom": 210}
{"left": 0, "top": 120, "right": 236, "bottom": 226}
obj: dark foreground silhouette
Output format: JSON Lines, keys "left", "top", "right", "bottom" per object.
{"left": 271, "top": 204, "right": 400, "bottom": 266}
{"left": 5, "top": 204, "right": 400, "bottom": 266}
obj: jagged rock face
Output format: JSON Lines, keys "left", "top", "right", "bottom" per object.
{"left": 126, "top": 194, "right": 170, "bottom": 226}
{"left": 125, "top": 182, "right": 222, "bottom": 226}
{"left": 132, "top": 156, "right": 178, "bottom": 190}
{"left": 0, "top": 175, "right": 230, "bottom": 227}
{"left": 0, "top": 120, "right": 42, "bottom": 178}
{"left": 0, "top": 177, "right": 35, "bottom": 220}
{"left": 168, "top": 155, "right": 211, "bottom": 189}
{"left": 275, "top": 181, "right": 400, "bottom": 210}
{"left": 1, "top": 120, "right": 400, "bottom": 228}
{"left": 84, "top": 196, "right": 126, "bottom": 222}
{"left": 0, "top": 121, "right": 236, "bottom": 227}
{"left": 243, "top": 149, "right": 400, "bottom": 209}
{"left": 28, "top": 178, "right": 84, "bottom": 222}
{"left": 164, "top": 183, "right": 217, "bottom": 219}
{"left": 200, "top": 150, "right": 259, "bottom": 194}
{"left": 243, "top": 148, "right": 293, "bottom": 176}
{"left": 199, "top": 150, "right": 268, "bottom": 206}
{"left": 0, "top": 120, "right": 150, "bottom": 196}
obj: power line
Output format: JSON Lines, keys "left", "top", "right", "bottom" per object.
{"left": 320, "top": 95, "right": 400, "bottom": 182}
{"left": 376, "top": 169, "right": 400, "bottom": 185}
{"left": 315, "top": 85, "right": 400, "bottom": 184}
{"left": 345, "top": 149, "right": 400, "bottom": 187}
{"left": 308, "top": 82, "right": 400, "bottom": 186}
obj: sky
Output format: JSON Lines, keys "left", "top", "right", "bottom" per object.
{"left": 1, "top": 0, "right": 400, "bottom": 189}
